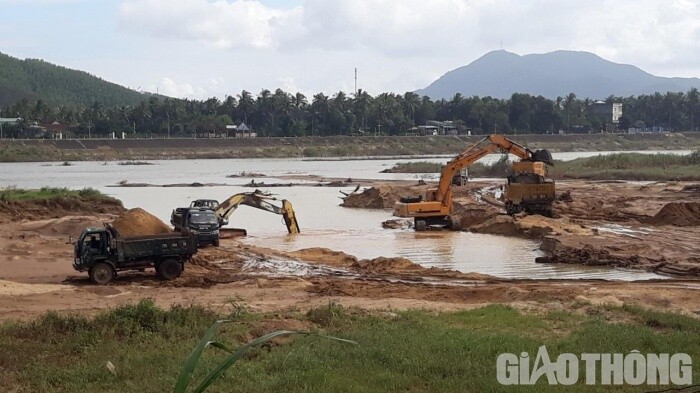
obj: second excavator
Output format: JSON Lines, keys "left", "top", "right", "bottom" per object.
{"left": 394, "top": 134, "right": 555, "bottom": 231}
{"left": 191, "top": 190, "right": 300, "bottom": 234}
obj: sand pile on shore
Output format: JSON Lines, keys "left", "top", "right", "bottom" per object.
{"left": 650, "top": 202, "right": 700, "bottom": 226}
{"left": 342, "top": 185, "right": 420, "bottom": 209}
{"left": 111, "top": 208, "right": 172, "bottom": 236}
{"left": 288, "top": 248, "right": 358, "bottom": 268}
{"left": 342, "top": 187, "right": 387, "bottom": 208}
{"left": 18, "top": 216, "right": 106, "bottom": 237}
{"left": 353, "top": 257, "right": 419, "bottom": 273}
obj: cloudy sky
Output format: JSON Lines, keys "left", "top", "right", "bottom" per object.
{"left": 1, "top": 0, "right": 699, "bottom": 99}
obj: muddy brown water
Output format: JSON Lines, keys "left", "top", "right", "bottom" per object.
{"left": 1, "top": 153, "right": 685, "bottom": 280}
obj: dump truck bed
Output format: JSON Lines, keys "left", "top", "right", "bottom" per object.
{"left": 117, "top": 232, "right": 196, "bottom": 262}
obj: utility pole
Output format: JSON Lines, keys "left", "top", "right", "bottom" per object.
{"left": 166, "top": 110, "right": 171, "bottom": 138}
{"left": 354, "top": 68, "right": 358, "bottom": 97}
{"left": 87, "top": 124, "right": 92, "bottom": 139}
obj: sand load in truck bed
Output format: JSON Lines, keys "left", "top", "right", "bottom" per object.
{"left": 111, "top": 208, "right": 172, "bottom": 236}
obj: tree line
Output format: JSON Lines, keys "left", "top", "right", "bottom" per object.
{"left": 1, "top": 88, "right": 699, "bottom": 138}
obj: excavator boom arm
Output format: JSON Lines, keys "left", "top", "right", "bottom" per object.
{"left": 434, "top": 134, "right": 550, "bottom": 207}
{"left": 214, "top": 192, "right": 300, "bottom": 234}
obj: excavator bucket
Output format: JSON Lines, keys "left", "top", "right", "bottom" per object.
{"left": 281, "top": 200, "right": 300, "bottom": 234}
{"left": 532, "top": 149, "right": 554, "bottom": 166}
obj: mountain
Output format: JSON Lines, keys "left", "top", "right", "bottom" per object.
{"left": 416, "top": 50, "right": 700, "bottom": 100}
{"left": 0, "top": 52, "right": 152, "bottom": 107}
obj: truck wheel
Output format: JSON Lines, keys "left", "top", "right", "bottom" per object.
{"left": 89, "top": 262, "right": 115, "bottom": 285}
{"left": 213, "top": 238, "right": 220, "bottom": 247}
{"left": 415, "top": 219, "right": 427, "bottom": 232}
{"left": 157, "top": 259, "right": 182, "bottom": 280}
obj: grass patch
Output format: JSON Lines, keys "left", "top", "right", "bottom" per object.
{"left": 1, "top": 301, "right": 699, "bottom": 392}
{"left": 0, "top": 187, "right": 110, "bottom": 202}
{"left": 469, "top": 155, "right": 511, "bottom": 177}
{"left": 381, "top": 161, "right": 444, "bottom": 173}
{"left": 454, "top": 152, "right": 699, "bottom": 181}
{"left": 551, "top": 151, "right": 700, "bottom": 181}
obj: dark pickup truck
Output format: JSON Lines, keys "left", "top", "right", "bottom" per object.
{"left": 171, "top": 207, "right": 220, "bottom": 247}
{"left": 73, "top": 225, "right": 197, "bottom": 285}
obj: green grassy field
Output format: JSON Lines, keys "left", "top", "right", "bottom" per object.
{"left": 1, "top": 300, "right": 698, "bottom": 392}
{"left": 383, "top": 152, "right": 700, "bottom": 181}
{"left": 551, "top": 151, "right": 700, "bottom": 181}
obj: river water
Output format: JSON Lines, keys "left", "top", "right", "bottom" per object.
{"left": 2, "top": 150, "right": 687, "bottom": 281}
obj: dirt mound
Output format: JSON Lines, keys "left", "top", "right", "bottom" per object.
{"left": 649, "top": 202, "right": 700, "bottom": 226}
{"left": 539, "top": 239, "right": 641, "bottom": 268}
{"left": 342, "top": 187, "right": 387, "bottom": 208}
{"left": 468, "top": 215, "right": 524, "bottom": 237}
{"left": 451, "top": 203, "right": 497, "bottom": 229}
{"left": 342, "top": 185, "right": 420, "bottom": 209}
{"left": 353, "top": 256, "right": 421, "bottom": 273}
{"left": 111, "top": 208, "right": 172, "bottom": 236}
{"left": 288, "top": 248, "right": 358, "bottom": 268}
{"left": 468, "top": 214, "right": 591, "bottom": 239}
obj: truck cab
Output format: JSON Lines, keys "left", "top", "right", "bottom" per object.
{"left": 190, "top": 199, "right": 228, "bottom": 226}
{"left": 73, "top": 227, "right": 114, "bottom": 272}
{"left": 171, "top": 208, "right": 220, "bottom": 247}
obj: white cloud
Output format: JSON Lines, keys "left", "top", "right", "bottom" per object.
{"left": 154, "top": 77, "right": 224, "bottom": 99}
{"left": 119, "top": 0, "right": 299, "bottom": 49}
{"left": 115, "top": 0, "right": 700, "bottom": 98}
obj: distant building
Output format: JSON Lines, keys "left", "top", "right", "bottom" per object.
{"left": 42, "top": 121, "right": 70, "bottom": 139}
{"left": 587, "top": 101, "right": 623, "bottom": 132}
{"left": 234, "top": 122, "right": 256, "bottom": 138}
{"left": 22, "top": 121, "right": 71, "bottom": 139}
{"left": 406, "top": 120, "right": 459, "bottom": 136}
{"left": 426, "top": 120, "right": 457, "bottom": 135}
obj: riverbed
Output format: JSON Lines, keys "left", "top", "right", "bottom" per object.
{"left": 1, "top": 151, "right": 685, "bottom": 280}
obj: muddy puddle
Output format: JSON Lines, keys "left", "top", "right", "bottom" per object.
{"left": 242, "top": 228, "right": 665, "bottom": 281}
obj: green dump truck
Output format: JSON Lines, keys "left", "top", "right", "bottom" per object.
{"left": 73, "top": 224, "right": 197, "bottom": 285}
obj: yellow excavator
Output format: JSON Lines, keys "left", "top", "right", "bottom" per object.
{"left": 191, "top": 190, "right": 300, "bottom": 234}
{"left": 394, "top": 134, "right": 555, "bottom": 231}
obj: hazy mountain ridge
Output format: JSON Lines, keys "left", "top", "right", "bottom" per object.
{"left": 0, "top": 52, "right": 150, "bottom": 108}
{"left": 417, "top": 50, "right": 700, "bottom": 100}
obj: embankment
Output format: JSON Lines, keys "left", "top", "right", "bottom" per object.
{"left": 1, "top": 132, "right": 700, "bottom": 162}
{"left": 0, "top": 188, "right": 124, "bottom": 222}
